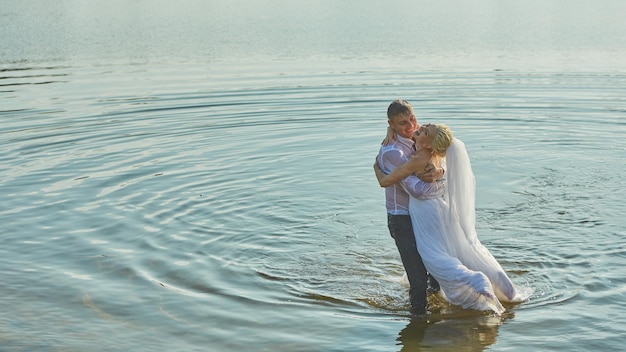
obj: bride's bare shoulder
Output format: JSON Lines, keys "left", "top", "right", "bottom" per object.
{"left": 407, "top": 150, "right": 431, "bottom": 170}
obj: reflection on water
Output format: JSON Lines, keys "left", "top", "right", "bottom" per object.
{"left": 398, "top": 313, "right": 508, "bottom": 351}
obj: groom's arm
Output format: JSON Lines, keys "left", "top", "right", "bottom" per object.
{"left": 417, "top": 163, "right": 445, "bottom": 183}
{"left": 375, "top": 150, "right": 443, "bottom": 198}
{"left": 376, "top": 148, "right": 405, "bottom": 175}
{"left": 399, "top": 174, "right": 443, "bottom": 198}
{"left": 374, "top": 148, "right": 408, "bottom": 187}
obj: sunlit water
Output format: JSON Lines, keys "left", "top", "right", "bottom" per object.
{"left": 2, "top": 1, "right": 626, "bottom": 351}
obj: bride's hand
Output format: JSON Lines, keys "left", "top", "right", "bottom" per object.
{"left": 381, "top": 127, "right": 397, "bottom": 146}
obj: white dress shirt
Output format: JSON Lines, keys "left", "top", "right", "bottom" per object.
{"left": 377, "top": 135, "right": 444, "bottom": 215}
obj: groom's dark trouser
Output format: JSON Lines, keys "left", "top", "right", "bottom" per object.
{"left": 388, "top": 214, "right": 428, "bottom": 315}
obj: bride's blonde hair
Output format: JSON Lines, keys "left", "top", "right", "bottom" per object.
{"left": 431, "top": 124, "right": 454, "bottom": 156}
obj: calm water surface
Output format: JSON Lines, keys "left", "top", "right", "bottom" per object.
{"left": 2, "top": 1, "right": 626, "bottom": 351}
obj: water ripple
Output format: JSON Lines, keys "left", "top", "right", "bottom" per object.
{"left": 2, "top": 65, "right": 626, "bottom": 352}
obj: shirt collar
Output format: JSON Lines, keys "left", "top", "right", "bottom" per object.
{"left": 397, "top": 135, "right": 415, "bottom": 150}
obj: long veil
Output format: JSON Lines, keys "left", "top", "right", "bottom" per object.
{"left": 444, "top": 138, "right": 532, "bottom": 302}
{"left": 444, "top": 138, "right": 478, "bottom": 244}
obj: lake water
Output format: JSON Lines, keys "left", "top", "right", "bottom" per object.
{"left": 2, "top": 1, "right": 626, "bottom": 351}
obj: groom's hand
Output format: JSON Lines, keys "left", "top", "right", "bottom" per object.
{"left": 418, "top": 164, "right": 444, "bottom": 183}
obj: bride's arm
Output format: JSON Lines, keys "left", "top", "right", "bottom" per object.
{"left": 375, "top": 157, "right": 425, "bottom": 187}
{"left": 381, "top": 127, "right": 396, "bottom": 146}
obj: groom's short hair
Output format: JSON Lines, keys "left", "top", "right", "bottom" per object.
{"left": 387, "top": 100, "right": 413, "bottom": 121}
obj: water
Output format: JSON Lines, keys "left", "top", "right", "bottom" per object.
{"left": 2, "top": 1, "right": 626, "bottom": 351}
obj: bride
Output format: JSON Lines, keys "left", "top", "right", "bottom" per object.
{"left": 375, "top": 123, "right": 528, "bottom": 314}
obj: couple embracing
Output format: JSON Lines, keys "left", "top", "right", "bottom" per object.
{"left": 374, "top": 100, "right": 528, "bottom": 317}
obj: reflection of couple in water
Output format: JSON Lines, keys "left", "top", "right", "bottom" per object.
{"left": 374, "top": 100, "right": 529, "bottom": 317}
{"left": 398, "top": 312, "right": 509, "bottom": 351}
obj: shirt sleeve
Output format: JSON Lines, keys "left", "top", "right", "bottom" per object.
{"left": 378, "top": 148, "right": 406, "bottom": 174}
{"left": 379, "top": 148, "right": 443, "bottom": 198}
{"left": 399, "top": 174, "right": 443, "bottom": 198}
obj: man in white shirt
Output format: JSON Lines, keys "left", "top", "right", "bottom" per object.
{"left": 375, "top": 100, "right": 444, "bottom": 316}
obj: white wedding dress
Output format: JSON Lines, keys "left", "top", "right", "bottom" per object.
{"left": 409, "top": 139, "right": 528, "bottom": 314}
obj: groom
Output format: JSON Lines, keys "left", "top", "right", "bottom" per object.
{"left": 375, "top": 100, "right": 444, "bottom": 316}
